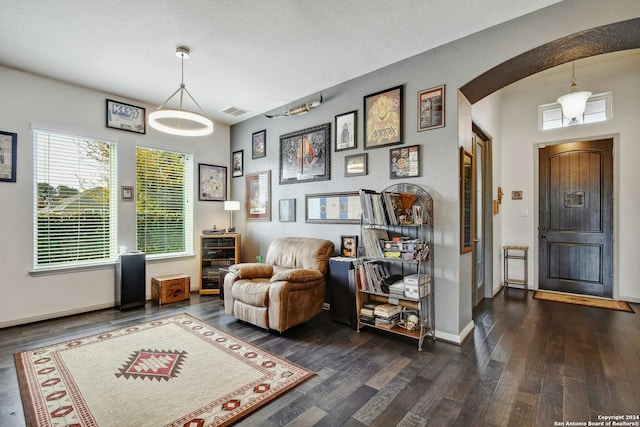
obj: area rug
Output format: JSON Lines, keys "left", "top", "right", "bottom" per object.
{"left": 14, "top": 313, "right": 315, "bottom": 426}
{"left": 534, "top": 290, "right": 634, "bottom": 313}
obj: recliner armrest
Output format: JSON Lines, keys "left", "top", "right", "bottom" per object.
{"left": 229, "top": 263, "right": 274, "bottom": 279}
{"left": 270, "top": 268, "right": 323, "bottom": 283}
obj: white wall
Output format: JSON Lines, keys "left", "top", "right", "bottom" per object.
{"left": 0, "top": 66, "right": 231, "bottom": 327}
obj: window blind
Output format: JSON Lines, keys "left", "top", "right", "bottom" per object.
{"left": 33, "top": 130, "right": 117, "bottom": 269}
{"left": 136, "top": 146, "right": 193, "bottom": 257}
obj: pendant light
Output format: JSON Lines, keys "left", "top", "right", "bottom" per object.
{"left": 148, "top": 46, "right": 214, "bottom": 137}
{"left": 557, "top": 62, "right": 591, "bottom": 122}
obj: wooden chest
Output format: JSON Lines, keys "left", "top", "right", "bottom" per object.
{"left": 151, "top": 274, "right": 190, "bottom": 305}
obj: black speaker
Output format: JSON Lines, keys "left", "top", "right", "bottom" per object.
{"left": 116, "top": 252, "right": 146, "bottom": 310}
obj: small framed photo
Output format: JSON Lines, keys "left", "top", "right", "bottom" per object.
{"left": 252, "top": 129, "right": 266, "bottom": 159}
{"left": 279, "top": 199, "right": 296, "bottom": 222}
{"left": 106, "top": 99, "right": 146, "bottom": 134}
{"left": 335, "top": 110, "right": 357, "bottom": 151}
{"left": 340, "top": 235, "right": 358, "bottom": 258}
{"left": 121, "top": 186, "right": 134, "bottom": 201}
{"left": 232, "top": 150, "right": 244, "bottom": 178}
{"left": 198, "top": 163, "right": 227, "bottom": 201}
{"left": 0, "top": 130, "right": 17, "bottom": 183}
{"left": 390, "top": 144, "right": 420, "bottom": 179}
{"left": 345, "top": 153, "right": 367, "bottom": 177}
{"left": 417, "top": 85, "right": 445, "bottom": 131}
{"left": 364, "top": 85, "right": 402, "bottom": 149}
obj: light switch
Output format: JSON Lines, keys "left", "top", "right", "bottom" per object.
{"left": 519, "top": 209, "right": 529, "bottom": 217}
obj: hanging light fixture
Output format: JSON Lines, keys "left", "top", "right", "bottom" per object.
{"left": 557, "top": 62, "right": 592, "bottom": 123}
{"left": 148, "top": 46, "right": 214, "bottom": 137}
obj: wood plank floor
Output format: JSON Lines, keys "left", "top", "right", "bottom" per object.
{"left": 1, "top": 289, "right": 639, "bottom": 426}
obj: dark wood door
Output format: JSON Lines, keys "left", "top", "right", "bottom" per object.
{"left": 538, "top": 139, "right": 613, "bottom": 297}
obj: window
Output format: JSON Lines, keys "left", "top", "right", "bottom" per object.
{"left": 33, "top": 130, "right": 117, "bottom": 270}
{"left": 539, "top": 92, "right": 612, "bottom": 130}
{"left": 136, "top": 146, "right": 193, "bottom": 257}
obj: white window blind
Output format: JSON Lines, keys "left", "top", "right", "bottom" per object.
{"left": 136, "top": 146, "right": 193, "bottom": 257}
{"left": 33, "top": 130, "right": 117, "bottom": 269}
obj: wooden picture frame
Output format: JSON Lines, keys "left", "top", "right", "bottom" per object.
{"left": 418, "top": 85, "right": 445, "bottom": 131}
{"left": 232, "top": 150, "right": 244, "bottom": 178}
{"left": 335, "top": 110, "right": 357, "bottom": 152}
{"left": 0, "top": 130, "right": 17, "bottom": 182}
{"left": 198, "top": 163, "right": 227, "bottom": 201}
{"left": 460, "top": 147, "right": 474, "bottom": 253}
{"left": 390, "top": 144, "right": 420, "bottom": 179}
{"left": 279, "top": 199, "right": 296, "bottom": 222}
{"left": 252, "top": 129, "right": 266, "bottom": 159}
{"left": 120, "top": 185, "right": 134, "bottom": 201}
{"left": 345, "top": 153, "right": 367, "bottom": 177}
{"left": 340, "top": 235, "right": 359, "bottom": 258}
{"left": 246, "top": 170, "right": 271, "bottom": 221}
{"left": 364, "top": 85, "right": 403, "bottom": 149}
{"left": 106, "top": 99, "right": 146, "bottom": 134}
{"left": 279, "top": 123, "right": 331, "bottom": 185}
{"left": 305, "top": 191, "right": 361, "bottom": 224}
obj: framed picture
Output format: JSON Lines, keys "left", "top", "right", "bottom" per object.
{"left": 345, "top": 153, "right": 367, "bottom": 177}
{"left": 390, "top": 144, "right": 420, "bottom": 179}
{"left": 279, "top": 122, "right": 331, "bottom": 185}
{"left": 364, "top": 85, "right": 403, "bottom": 149}
{"left": 198, "top": 163, "right": 227, "bottom": 201}
{"left": 460, "top": 147, "right": 473, "bottom": 254}
{"left": 340, "top": 235, "right": 359, "bottom": 258}
{"left": 279, "top": 199, "right": 296, "bottom": 222}
{"left": 121, "top": 186, "right": 134, "bottom": 201}
{"left": 305, "top": 191, "right": 361, "bottom": 224}
{"left": 335, "top": 110, "right": 357, "bottom": 151}
{"left": 106, "top": 99, "right": 146, "bottom": 134}
{"left": 232, "top": 150, "right": 244, "bottom": 178}
{"left": 252, "top": 129, "right": 266, "bottom": 159}
{"left": 246, "top": 170, "right": 271, "bottom": 221}
{"left": 418, "top": 85, "right": 445, "bottom": 131}
{"left": 0, "top": 130, "right": 17, "bottom": 183}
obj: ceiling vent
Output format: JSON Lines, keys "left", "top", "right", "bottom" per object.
{"left": 221, "top": 106, "right": 248, "bottom": 117}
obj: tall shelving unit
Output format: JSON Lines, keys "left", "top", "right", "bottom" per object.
{"left": 356, "top": 183, "right": 434, "bottom": 351}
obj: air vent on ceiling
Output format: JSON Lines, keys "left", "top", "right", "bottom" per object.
{"left": 221, "top": 106, "right": 248, "bottom": 117}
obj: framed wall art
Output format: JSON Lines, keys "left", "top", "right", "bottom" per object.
{"left": 305, "top": 191, "right": 361, "bottom": 224}
{"left": 0, "top": 130, "right": 17, "bottom": 182}
{"left": 121, "top": 186, "right": 134, "bottom": 201}
{"left": 246, "top": 170, "right": 271, "bottom": 221}
{"left": 340, "top": 235, "right": 359, "bottom": 257}
{"left": 364, "top": 85, "right": 402, "bottom": 149}
{"left": 279, "top": 122, "right": 331, "bottom": 185}
{"left": 252, "top": 129, "right": 266, "bottom": 159}
{"left": 106, "top": 99, "right": 146, "bottom": 134}
{"left": 279, "top": 198, "right": 296, "bottom": 222}
{"left": 390, "top": 144, "right": 420, "bottom": 179}
{"left": 418, "top": 85, "right": 445, "bottom": 131}
{"left": 335, "top": 110, "right": 357, "bottom": 152}
{"left": 344, "top": 153, "right": 367, "bottom": 177}
{"left": 198, "top": 163, "right": 227, "bottom": 201}
{"left": 460, "top": 147, "right": 473, "bottom": 254}
{"left": 232, "top": 150, "right": 244, "bottom": 178}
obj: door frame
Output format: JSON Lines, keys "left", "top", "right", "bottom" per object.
{"left": 533, "top": 134, "right": 620, "bottom": 299}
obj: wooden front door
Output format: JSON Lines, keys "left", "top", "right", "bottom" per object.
{"left": 538, "top": 139, "right": 613, "bottom": 297}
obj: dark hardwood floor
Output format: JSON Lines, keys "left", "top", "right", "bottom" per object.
{"left": 1, "top": 290, "right": 639, "bottom": 426}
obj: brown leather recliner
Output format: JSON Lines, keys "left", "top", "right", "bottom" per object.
{"left": 223, "top": 237, "right": 334, "bottom": 332}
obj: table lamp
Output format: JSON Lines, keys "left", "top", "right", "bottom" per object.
{"left": 224, "top": 200, "right": 240, "bottom": 232}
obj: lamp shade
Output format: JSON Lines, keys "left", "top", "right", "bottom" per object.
{"left": 224, "top": 200, "right": 240, "bottom": 211}
{"left": 557, "top": 91, "right": 592, "bottom": 121}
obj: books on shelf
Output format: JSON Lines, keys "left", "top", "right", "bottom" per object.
{"left": 359, "top": 188, "right": 424, "bottom": 226}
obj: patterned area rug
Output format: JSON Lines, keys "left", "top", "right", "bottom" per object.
{"left": 534, "top": 290, "right": 634, "bottom": 313}
{"left": 14, "top": 313, "right": 315, "bottom": 426}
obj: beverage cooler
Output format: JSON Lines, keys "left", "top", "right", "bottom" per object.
{"left": 115, "top": 252, "right": 146, "bottom": 310}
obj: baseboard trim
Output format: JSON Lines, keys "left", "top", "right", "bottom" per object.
{"left": 0, "top": 302, "right": 116, "bottom": 329}
{"left": 435, "top": 320, "right": 475, "bottom": 345}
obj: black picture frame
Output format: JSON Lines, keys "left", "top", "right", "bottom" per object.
{"left": 390, "top": 144, "right": 420, "bottom": 179}
{"left": 252, "top": 129, "right": 266, "bottom": 159}
{"left": 0, "top": 130, "right": 17, "bottom": 183}
{"left": 198, "top": 163, "right": 227, "bottom": 201}
{"left": 106, "top": 99, "right": 146, "bottom": 134}
{"left": 279, "top": 199, "right": 296, "bottom": 222}
{"left": 418, "top": 85, "right": 445, "bottom": 131}
{"left": 232, "top": 150, "right": 244, "bottom": 178}
{"left": 364, "top": 85, "right": 403, "bottom": 149}
{"left": 340, "top": 235, "right": 359, "bottom": 258}
{"left": 335, "top": 110, "right": 357, "bottom": 152}
{"left": 345, "top": 153, "right": 367, "bottom": 177}
{"left": 279, "top": 123, "right": 331, "bottom": 185}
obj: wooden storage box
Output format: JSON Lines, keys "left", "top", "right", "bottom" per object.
{"left": 151, "top": 274, "right": 190, "bottom": 305}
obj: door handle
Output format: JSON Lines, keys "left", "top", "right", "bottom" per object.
{"left": 538, "top": 226, "right": 546, "bottom": 239}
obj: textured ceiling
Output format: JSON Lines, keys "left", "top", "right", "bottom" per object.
{"left": 0, "top": 0, "right": 562, "bottom": 125}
